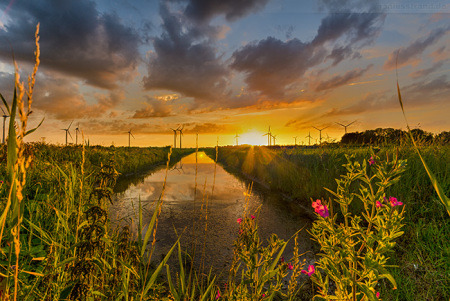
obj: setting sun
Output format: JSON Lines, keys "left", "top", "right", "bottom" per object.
{"left": 239, "top": 129, "right": 267, "bottom": 146}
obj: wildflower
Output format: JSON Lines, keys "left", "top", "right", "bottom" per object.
{"left": 237, "top": 218, "right": 242, "bottom": 224}
{"left": 388, "top": 196, "right": 403, "bottom": 207}
{"left": 0, "top": 180, "right": 3, "bottom": 184}
{"left": 369, "top": 156, "right": 375, "bottom": 165}
{"left": 301, "top": 265, "right": 315, "bottom": 276}
{"left": 376, "top": 201, "right": 383, "bottom": 208}
{"left": 251, "top": 214, "right": 255, "bottom": 220}
{"left": 376, "top": 291, "right": 380, "bottom": 298}
{"left": 262, "top": 293, "right": 266, "bottom": 297}
{"left": 216, "top": 290, "right": 221, "bottom": 299}
{"left": 312, "top": 199, "right": 329, "bottom": 218}
{"left": 287, "top": 262, "right": 293, "bottom": 270}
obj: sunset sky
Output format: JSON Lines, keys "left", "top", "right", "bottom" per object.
{"left": 0, "top": 0, "right": 449, "bottom": 147}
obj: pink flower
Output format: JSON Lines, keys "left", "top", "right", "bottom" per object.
{"left": 369, "top": 156, "right": 375, "bottom": 165}
{"left": 216, "top": 290, "right": 221, "bottom": 299}
{"left": 376, "top": 201, "right": 383, "bottom": 208}
{"left": 262, "top": 293, "right": 266, "bottom": 297}
{"left": 312, "top": 199, "right": 329, "bottom": 218}
{"left": 287, "top": 263, "right": 293, "bottom": 270}
{"left": 388, "top": 196, "right": 403, "bottom": 207}
{"left": 376, "top": 291, "right": 380, "bottom": 298}
{"left": 237, "top": 218, "right": 242, "bottom": 224}
{"left": 301, "top": 265, "right": 315, "bottom": 276}
{"left": 251, "top": 214, "right": 255, "bottom": 220}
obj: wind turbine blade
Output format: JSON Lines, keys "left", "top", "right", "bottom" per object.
{"left": 131, "top": 133, "right": 135, "bottom": 139}
{"left": 336, "top": 122, "right": 345, "bottom": 127}
{"left": 68, "top": 120, "right": 73, "bottom": 130}
{"left": 313, "top": 126, "right": 320, "bottom": 131}
{"left": 347, "top": 120, "right": 357, "bottom": 126}
{"left": 68, "top": 130, "right": 73, "bottom": 140}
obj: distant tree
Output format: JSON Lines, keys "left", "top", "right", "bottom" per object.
{"left": 435, "top": 131, "right": 450, "bottom": 145}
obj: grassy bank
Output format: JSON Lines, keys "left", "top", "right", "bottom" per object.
{"left": 205, "top": 144, "right": 450, "bottom": 300}
{"left": 0, "top": 143, "right": 193, "bottom": 300}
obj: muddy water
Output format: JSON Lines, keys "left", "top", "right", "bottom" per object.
{"left": 110, "top": 151, "right": 314, "bottom": 277}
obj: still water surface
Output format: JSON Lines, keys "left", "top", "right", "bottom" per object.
{"left": 110, "top": 151, "right": 313, "bottom": 276}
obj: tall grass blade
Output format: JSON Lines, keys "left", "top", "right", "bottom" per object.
{"left": 397, "top": 81, "right": 450, "bottom": 216}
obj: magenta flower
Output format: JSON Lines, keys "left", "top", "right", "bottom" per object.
{"left": 287, "top": 263, "right": 293, "bottom": 270}
{"left": 237, "top": 218, "right": 242, "bottom": 224}
{"left": 301, "top": 265, "right": 315, "bottom": 276}
{"left": 388, "top": 196, "right": 403, "bottom": 207}
{"left": 262, "top": 293, "right": 266, "bottom": 297}
{"left": 216, "top": 290, "right": 221, "bottom": 299}
{"left": 369, "top": 156, "right": 375, "bottom": 165}
{"left": 312, "top": 199, "right": 329, "bottom": 218}
{"left": 251, "top": 214, "right": 255, "bottom": 220}
{"left": 376, "top": 201, "right": 383, "bottom": 208}
{"left": 376, "top": 291, "right": 380, "bottom": 298}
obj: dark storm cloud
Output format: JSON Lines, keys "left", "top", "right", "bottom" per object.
{"left": 183, "top": 0, "right": 270, "bottom": 23}
{"left": 0, "top": 0, "right": 141, "bottom": 89}
{"left": 315, "top": 64, "right": 373, "bottom": 91}
{"left": 143, "top": 3, "right": 230, "bottom": 101}
{"left": 230, "top": 11, "right": 384, "bottom": 97}
{"left": 231, "top": 37, "right": 324, "bottom": 97}
{"left": 384, "top": 26, "right": 450, "bottom": 70}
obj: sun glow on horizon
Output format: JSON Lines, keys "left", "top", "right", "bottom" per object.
{"left": 238, "top": 129, "right": 267, "bottom": 146}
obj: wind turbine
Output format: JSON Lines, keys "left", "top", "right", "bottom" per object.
{"left": 127, "top": 129, "right": 135, "bottom": 148}
{"left": 305, "top": 131, "right": 313, "bottom": 146}
{"left": 272, "top": 134, "right": 277, "bottom": 146}
{"left": 75, "top": 123, "right": 80, "bottom": 145}
{"left": 313, "top": 126, "right": 329, "bottom": 145}
{"left": 336, "top": 120, "right": 356, "bottom": 134}
{"left": 263, "top": 126, "right": 272, "bottom": 146}
{"left": 235, "top": 133, "right": 240, "bottom": 146}
{"left": 61, "top": 121, "right": 73, "bottom": 145}
{"left": 293, "top": 136, "right": 298, "bottom": 145}
{"left": 1, "top": 107, "right": 9, "bottom": 144}
{"left": 178, "top": 125, "right": 184, "bottom": 148}
{"left": 170, "top": 128, "right": 178, "bottom": 148}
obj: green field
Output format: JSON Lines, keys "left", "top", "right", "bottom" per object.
{"left": 1, "top": 141, "right": 448, "bottom": 300}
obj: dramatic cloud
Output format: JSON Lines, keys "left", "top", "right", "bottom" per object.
{"left": 132, "top": 97, "right": 173, "bottom": 118}
{"left": 31, "top": 76, "right": 124, "bottom": 120}
{"left": 183, "top": 0, "right": 270, "bottom": 23}
{"left": 184, "top": 122, "right": 229, "bottom": 134}
{"left": 143, "top": 3, "right": 230, "bottom": 103}
{"left": 384, "top": 26, "right": 450, "bottom": 70}
{"left": 315, "top": 64, "right": 373, "bottom": 91}
{"left": 231, "top": 12, "right": 384, "bottom": 97}
{"left": 0, "top": 0, "right": 141, "bottom": 89}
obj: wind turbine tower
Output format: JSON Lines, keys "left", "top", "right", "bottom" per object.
{"left": 336, "top": 120, "right": 356, "bottom": 134}
{"left": 62, "top": 121, "right": 73, "bottom": 145}
{"left": 313, "top": 126, "right": 329, "bottom": 145}
{"left": 1, "top": 107, "right": 9, "bottom": 144}
{"left": 75, "top": 124, "right": 80, "bottom": 145}
{"left": 171, "top": 128, "right": 178, "bottom": 148}
{"left": 127, "top": 129, "right": 135, "bottom": 148}
{"left": 235, "top": 133, "right": 240, "bottom": 146}
{"left": 263, "top": 126, "right": 272, "bottom": 146}
{"left": 293, "top": 136, "right": 297, "bottom": 145}
{"left": 305, "top": 131, "right": 313, "bottom": 146}
{"left": 178, "top": 126, "right": 184, "bottom": 148}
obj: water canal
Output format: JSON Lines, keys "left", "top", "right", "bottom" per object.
{"left": 110, "top": 151, "right": 314, "bottom": 277}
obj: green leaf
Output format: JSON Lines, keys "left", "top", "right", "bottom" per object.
{"left": 356, "top": 282, "right": 378, "bottom": 301}
{"left": 59, "top": 283, "right": 75, "bottom": 300}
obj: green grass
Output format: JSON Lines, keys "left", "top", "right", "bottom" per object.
{"left": 205, "top": 144, "right": 450, "bottom": 300}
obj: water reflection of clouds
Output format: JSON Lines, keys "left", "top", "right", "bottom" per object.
{"left": 110, "top": 151, "right": 314, "bottom": 277}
